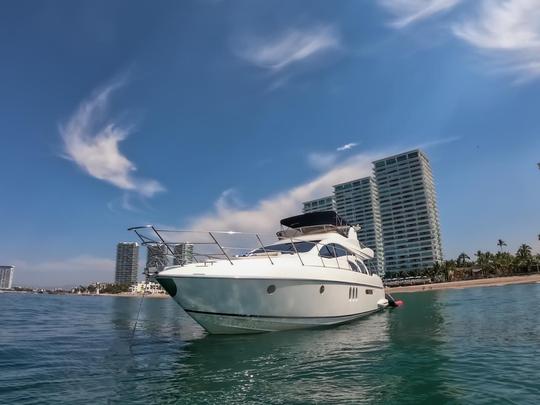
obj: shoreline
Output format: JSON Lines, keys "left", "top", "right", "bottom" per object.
{"left": 386, "top": 274, "right": 540, "bottom": 293}
{"left": 82, "top": 292, "right": 170, "bottom": 298}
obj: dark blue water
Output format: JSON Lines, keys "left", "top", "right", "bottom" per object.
{"left": 1, "top": 283, "right": 539, "bottom": 404}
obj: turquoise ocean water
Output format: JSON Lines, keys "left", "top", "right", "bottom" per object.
{"left": 1, "top": 283, "right": 539, "bottom": 404}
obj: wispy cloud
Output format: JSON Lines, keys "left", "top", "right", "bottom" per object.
{"left": 378, "top": 0, "right": 461, "bottom": 28}
{"left": 189, "top": 152, "right": 382, "bottom": 234}
{"left": 307, "top": 151, "right": 339, "bottom": 171}
{"left": 308, "top": 143, "right": 359, "bottom": 170}
{"left": 337, "top": 142, "right": 358, "bottom": 151}
{"left": 60, "top": 78, "right": 165, "bottom": 197}
{"left": 234, "top": 25, "right": 340, "bottom": 71}
{"left": 414, "top": 135, "right": 461, "bottom": 149}
{"left": 187, "top": 136, "right": 462, "bottom": 235}
{"left": 453, "top": 0, "right": 540, "bottom": 81}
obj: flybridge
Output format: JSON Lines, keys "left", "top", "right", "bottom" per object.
{"left": 280, "top": 211, "right": 350, "bottom": 229}
{"left": 277, "top": 211, "right": 356, "bottom": 239}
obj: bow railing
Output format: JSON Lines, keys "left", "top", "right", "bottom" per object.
{"left": 128, "top": 225, "right": 378, "bottom": 275}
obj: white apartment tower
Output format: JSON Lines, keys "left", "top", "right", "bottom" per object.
{"left": 146, "top": 244, "right": 169, "bottom": 272}
{"left": 115, "top": 242, "right": 139, "bottom": 285}
{"left": 303, "top": 196, "right": 336, "bottom": 214}
{"left": 173, "top": 243, "right": 195, "bottom": 266}
{"left": 0, "top": 266, "right": 15, "bottom": 289}
{"left": 302, "top": 179, "right": 385, "bottom": 275}
{"left": 373, "top": 150, "right": 443, "bottom": 273}
{"left": 302, "top": 149, "right": 443, "bottom": 275}
{"left": 333, "top": 177, "right": 385, "bottom": 275}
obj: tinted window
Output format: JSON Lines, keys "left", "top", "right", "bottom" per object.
{"left": 356, "top": 260, "right": 369, "bottom": 274}
{"left": 251, "top": 241, "right": 318, "bottom": 255}
{"left": 333, "top": 244, "right": 349, "bottom": 257}
{"left": 318, "top": 245, "right": 335, "bottom": 258}
{"left": 349, "top": 260, "right": 359, "bottom": 272}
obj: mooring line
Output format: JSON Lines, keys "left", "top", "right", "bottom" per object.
{"left": 130, "top": 283, "right": 147, "bottom": 347}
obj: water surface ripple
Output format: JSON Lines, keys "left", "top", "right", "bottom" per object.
{"left": 1, "top": 283, "right": 539, "bottom": 404}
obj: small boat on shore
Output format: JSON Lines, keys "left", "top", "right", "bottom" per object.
{"left": 129, "top": 211, "right": 389, "bottom": 334}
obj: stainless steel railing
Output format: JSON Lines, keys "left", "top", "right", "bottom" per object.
{"left": 128, "top": 225, "right": 376, "bottom": 274}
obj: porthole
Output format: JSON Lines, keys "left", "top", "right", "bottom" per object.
{"left": 267, "top": 285, "right": 276, "bottom": 294}
{"left": 366, "top": 289, "right": 373, "bottom": 295}
{"left": 319, "top": 285, "right": 325, "bottom": 294}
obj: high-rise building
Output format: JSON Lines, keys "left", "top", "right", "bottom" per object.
{"left": 173, "top": 243, "right": 194, "bottom": 266}
{"left": 303, "top": 196, "right": 335, "bottom": 213}
{"left": 373, "top": 149, "right": 443, "bottom": 273}
{"left": 0, "top": 266, "right": 15, "bottom": 289}
{"left": 333, "top": 177, "right": 385, "bottom": 275}
{"left": 302, "top": 149, "right": 443, "bottom": 275}
{"left": 146, "top": 244, "right": 169, "bottom": 273}
{"left": 115, "top": 242, "right": 139, "bottom": 285}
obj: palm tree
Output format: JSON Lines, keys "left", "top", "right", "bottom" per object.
{"left": 516, "top": 244, "right": 533, "bottom": 273}
{"left": 516, "top": 244, "right": 532, "bottom": 259}
{"left": 478, "top": 251, "right": 495, "bottom": 276}
{"left": 495, "top": 252, "right": 514, "bottom": 276}
{"left": 457, "top": 252, "right": 470, "bottom": 267}
{"left": 497, "top": 239, "right": 507, "bottom": 252}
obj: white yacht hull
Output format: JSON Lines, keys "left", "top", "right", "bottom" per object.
{"left": 157, "top": 274, "right": 385, "bottom": 334}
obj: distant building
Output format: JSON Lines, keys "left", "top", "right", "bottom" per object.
{"left": 373, "top": 149, "right": 443, "bottom": 273}
{"left": 303, "top": 180, "right": 385, "bottom": 275}
{"left": 302, "top": 149, "right": 443, "bottom": 275}
{"left": 303, "top": 196, "right": 336, "bottom": 213}
{"left": 0, "top": 266, "right": 15, "bottom": 289}
{"left": 129, "top": 281, "right": 165, "bottom": 295}
{"left": 115, "top": 243, "right": 139, "bottom": 285}
{"left": 146, "top": 244, "right": 169, "bottom": 274}
{"left": 334, "top": 177, "right": 385, "bottom": 275}
{"left": 173, "top": 243, "right": 194, "bottom": 266}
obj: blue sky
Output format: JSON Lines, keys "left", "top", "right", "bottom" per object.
{"left": 1, "top": 0, "right": 539, "bottom": 287}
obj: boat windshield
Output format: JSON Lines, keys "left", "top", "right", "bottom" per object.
{"left": 250, "top": 241, "right": 319, "bottom": 255}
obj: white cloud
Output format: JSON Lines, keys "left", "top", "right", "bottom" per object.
{"left": 60, "top": 79, "right": 165, "bottom": 197}
{"left": 453, "top": 0, "right": 540, "bottom": 80}
{"left": 414, "top": 135, "right": 461, "bottom": 149}
{"left": 337, "top": 142, "right": 358, "bottom": 151}
{"left": 188, "top": 152, "right": 382, "bottom": 235}
{"left": 308, "top": 143, "right": 358, "bottom": 170}
{"left": 307, "top": 152, "right": 338, "bottom": 171}
{"left": 378, "top": 0, "right": 461, "bottom": 28}
{"left": 235, "top": 25, "right": 340, "bottom": 71}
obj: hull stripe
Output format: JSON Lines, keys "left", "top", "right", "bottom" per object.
{"left": 158, "top": 275, "right": 383, "bottom": 290}
{"left": 184, "top": 308, "right": 379, "bottom": 319}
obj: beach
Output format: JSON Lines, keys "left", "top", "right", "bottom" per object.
{"left": 386, "top": 274, "right": 540, "bottom": 293}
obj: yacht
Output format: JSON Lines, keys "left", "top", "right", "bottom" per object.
{"left": 130, "top": 211, "right": 388, "bottom": 334}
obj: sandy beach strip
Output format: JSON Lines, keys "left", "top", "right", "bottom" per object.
{"left": 386, "top": 274, "right": 540, "bottom": 293}
{"left": 78, "top": 293, "right": 170, "bottom": 298}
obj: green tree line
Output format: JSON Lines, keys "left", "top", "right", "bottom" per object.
{"left": 385, "top": 242, "right": 540, "bottom": 282}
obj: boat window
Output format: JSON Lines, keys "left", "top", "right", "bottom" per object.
{"left": 319, "top": 243, "right": 350, "bottom": 258}
{"left": 318, "top": 245, "right": 336, "bottom": 258}
{"left": 356, "top": 260, "right": 369, "bottom": 275}
{"left": 333, "top": 244, "right": 349, "bottom": 257}
{"left": 250, "top": 241, "right": 319, "bottom": 255}
{"left": 348, "top": 260, "right": 360, "bottom": 272}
